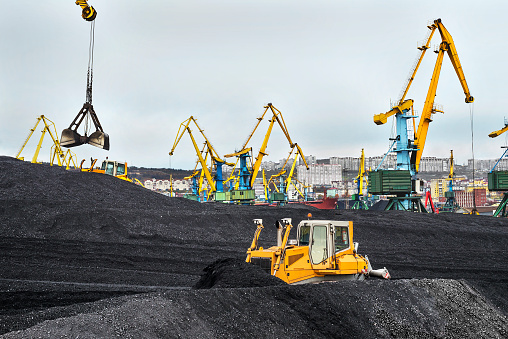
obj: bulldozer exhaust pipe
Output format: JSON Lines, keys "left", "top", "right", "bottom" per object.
{"left": 369, "top": 267, "right": 391, "bottom": 279}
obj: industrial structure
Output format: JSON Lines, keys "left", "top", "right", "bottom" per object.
{"left": 370, "top": 18, "right": 474, "bottom": 212}
{"left": 169, "top": 116, "right": 233, "bottom": 201}
{"left": 224, "top": 103, "right": 308, "bottom": 204}
{"left": 488, "top": 120, "right": 508, "bottom": 216}
{"left": 60, "top": 0, "right": 109, "bottom": 151}
{"left": 16, "top": 115, "right": 78, "bottom": 170}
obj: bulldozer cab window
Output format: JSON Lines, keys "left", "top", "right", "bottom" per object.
{"left": 116, "top": 163, "right": 125, "bottom": 176}
{"left": 311, "top": 225, "right": 328, "bottom": 264}
{"left": 100, "top": 161, "right": 106, "bottom": 171}
{"left": 298, "top": 225, "right": 311, "bottom": 246}
{"left": 105, "top": 162, "right": 115, "bottom": 176}
{"left": 334, "top": 226, "right": 349, "bottom": 252}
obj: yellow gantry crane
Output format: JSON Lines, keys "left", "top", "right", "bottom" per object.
{"left": 267, "top": 144, "right": 309, "bottom": 202}
{"left": 224, "top": 103, "right": 306, "bottom": 193}
{"left": 355, "top": 149, "right": 367, "bottom": 196}
{"left": 440, "top": 150, "right": 460, "bottom": 212}
{"left": 373, "top": 18, "right": 474, "bottom": 175}
{"left": 487, "top": 120, "right": 508, "bottom": 217}
{"left": 351, "top": 149, "right": 369, "bottom": 210}
{"left": 16, "top": 115, "right": 78, "bottom": 169}
{"left": 170, "top": 116, "right": 233, "bottom": 197}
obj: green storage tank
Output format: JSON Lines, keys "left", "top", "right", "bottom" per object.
{"left": 368, "top": 170, "right": 412, "bottom": 195}
{"left": 488, "top": 171, "right": 508, "bottom": 191}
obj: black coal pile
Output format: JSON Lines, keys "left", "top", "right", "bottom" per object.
{"left": 0, "top": 156, "right": 507, "bottom": 338}
{"left": 194, "top": 258, "right": 286, "bottom": 289}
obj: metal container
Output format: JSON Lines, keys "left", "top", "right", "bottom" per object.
{"left": 230, "top": 189, "right": 256, "bottom": 201}
{"left": 270, "top": 192, "right": 286, "bottom": 201}
{"left": 444, "top": 191, "right": 455, "bottom": 198}
{"left": 368, "top": 170, "right": 412, "bottom": 194}
{"left": 488, "top": 171, "right": 508, "bottom": 191}
{"left": 214, "top": 192, "right": 227, "bottom": 201}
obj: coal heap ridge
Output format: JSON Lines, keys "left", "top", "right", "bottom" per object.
{"left": 0, "top": 156, "right": 507, "bottom": 338}
{"left": 194, "top": 258, "right": 286, "bottom": 289}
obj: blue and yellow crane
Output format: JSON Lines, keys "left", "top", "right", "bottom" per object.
{"left": 170, "top": 116, "right": 233, "bottom": 201}
{"left": 371, "top": 18, "right": 474, "bottom": 211}
{"left": 488, "top": 120, "right": 508, "bottom": 217}
{"left": 224, "top": 103, "right": 307, "bottom": 203}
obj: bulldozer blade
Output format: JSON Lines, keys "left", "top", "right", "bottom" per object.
{"left": 88, "top": 131, "right": 110, "bottom": 150}
{"left": 60, "top": 129, "right": 85, "bottom": 148}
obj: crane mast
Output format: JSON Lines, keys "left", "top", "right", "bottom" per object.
{"left": 371, "top": 19, "right": 474, "bottom": 211}
{"left": 374, "top": 18, "right": 473, "bottom": 177}
{"left": 224, "top": 103, "right": 304, "bottom": 192}
{"left": 170, "top": 116, "right": 233, "bottom": 196}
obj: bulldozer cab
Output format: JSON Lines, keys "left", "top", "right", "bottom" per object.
{"left": 101, "top": 160, "right": 126, "bottom": 177}
{"left": 297, "top": 220, "right": 353, "bottom": 266}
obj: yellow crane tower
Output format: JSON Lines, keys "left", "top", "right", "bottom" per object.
{"left": 224, "top": 103, "right": 307, "bottom": 203}
{"left": 267, "top": 144, "right": 309, "bottom": 204}
{"left": 352, "top": 149, "right": 368, "bottom": 210}
{"left": 16, "top": 115, "right": 78, "bottom": 169}
{"left": 488, "top": 120, "right": 508, "bottom": 217}
{"left": 170, "top": 116, "right": 233, "bottom": 200}
{"left": 370, "top": 18, "right": 474, "bottom": 212}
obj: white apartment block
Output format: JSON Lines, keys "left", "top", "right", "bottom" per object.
{"left": 297, "top": 164, "right": 342, "bottom": 186}
{"left": 143, "top": 178, "right": 191, "bottom": 191}
{"left": 468, "top": 158, "right": 508, "bottom": 172}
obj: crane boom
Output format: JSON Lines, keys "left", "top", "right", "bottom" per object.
{"left": 412, "top": 19, "right": 474, "bottom": 172}
{"left": 489, "top": 123, "right": 508, "bottom": 138}
{"left": 374, "top": 18, "right": 474, "bottom": 177}
{"left": 249, "top": 104, "right": 295, "bottom": 188}
{"left": 169, "top": 117, "right": 218, "bottom": 193}
{"left": 434, "top": 19, "right": 474, "bottom": 103}
{"left": 398, "top": 23, "right": 437, "bottom": 105}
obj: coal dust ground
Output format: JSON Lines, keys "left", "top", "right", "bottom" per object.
{"left": 0, "top": 156, "right": 506, "bottom": 338}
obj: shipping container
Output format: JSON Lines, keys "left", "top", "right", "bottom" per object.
{"left": 368, "top": 170, "right": 412, "bottom": 194}
{"left": 488, "top": 171, "right": 508, "bottom": 191}
{"left": 270, "top": 192, "right": 285, "bottom": 201}
{"left": 230, "top": 189, "right": 256, "bottom": 201}
{"left": 213, "top": 192, "right": 227, "bottom": 202}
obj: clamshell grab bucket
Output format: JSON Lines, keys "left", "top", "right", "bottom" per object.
{"left": 88, "top": 131, "right": 110, "bottom": 150}
{"left": 60, "top": 128, "right": 85, "bottom": 148}
{"left": 60, "top": 102, "right": 110, "bottom": 150}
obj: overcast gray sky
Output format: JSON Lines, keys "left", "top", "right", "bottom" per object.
{"left": 1, "top": 0, "right": 507, "bottom": 169}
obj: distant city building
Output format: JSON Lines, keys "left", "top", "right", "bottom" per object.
{"left": 455, "top": 189, "right": 487, "bottom": 207}
{"left": 260, "top": 161, "right": 277, "bottom": 171}
{"left": 297, "top": 164, "right": 342, "bottom": 186}
{"left": 468, "top": 158, "right": 508, "bottom": 172}
{"left": 143, "top": 178, "right": 190, "bottom": 191}
{"left": 303, "top": 155, "right": 317, "bottom": 165}
{"left": 419, "top": 157, "right": 450, "bottom": 172}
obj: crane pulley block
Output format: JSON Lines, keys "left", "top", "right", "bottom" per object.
{"left": 76, "top": 0, "right": 97, "bottom": 21}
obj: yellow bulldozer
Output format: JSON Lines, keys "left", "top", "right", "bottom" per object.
{"left": 246, "top": 216, "right": 390, "bottom": 284}
{"left": 80, "top": 158, "right": 143, "bottom": 185}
